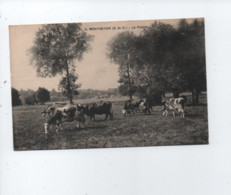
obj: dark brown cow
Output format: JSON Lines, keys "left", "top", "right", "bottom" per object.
{"left": 80, "top": 101, "right": 113, "bottom": 121}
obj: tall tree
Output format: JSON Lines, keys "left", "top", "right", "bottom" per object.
{"left": 175, "top": 19, "right": 206, "bottom": 104}
{"left": 107, "top": 31, "right": 138, "bottom": 99}
{"left": 30, "top": 23, "right": 93, "bottom": 103}
{"left": 58, "top": 73, "right": 81, "bottom": 99}
{"left": 132, "top": 22, "right": 177, "bottom": 100}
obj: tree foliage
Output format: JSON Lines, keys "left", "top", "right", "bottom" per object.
{"left": 12, "top": 88, "right": 21, "bottom": 106}
{"left": 30, "top": 23, "right": 93, "bottom": 103}
{"left": 175, "top": 19, "right": 206, "bottom": 104}
{"left": 107, "top": 32, "right": 138, "bottom": 99}
{"left": 58, "top": 73, "right": 81, "bottom": 99}
{"left": 25, "top": 94, "right": 37, "bottom": 105}
{"left": 36, "top": 87, "right": 50, "bottom": 103}
{"left": 132, "top": 23, "right": 177, "bottom": 98}
{"left": 108, "top": 19, "right": 206, "bottom": 105}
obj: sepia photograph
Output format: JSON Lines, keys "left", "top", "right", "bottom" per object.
{"left": 10, "top": 18, "right": 208, "bottom": 151}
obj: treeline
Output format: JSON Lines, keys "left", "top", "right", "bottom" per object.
{"left": 108, "top": 19, "right": 206, "bottom": 105}
{"left": 11, "top": 87, "right": 120, "bottom": 106}
{"left": 50, "top": 88, "right": 120, "bottom": 101}
{"left": 12, "top": 87, "right": 50, "bottom": 106}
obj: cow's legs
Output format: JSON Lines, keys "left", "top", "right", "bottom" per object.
{"left": 44, "top": 127, "right": 48, "bottom": 135}
{"left": 148, "top": 107, "right": 151, "bottom": 114}
{"left": 165, "top": 110, "right": 168, "bottom": 117}
{"left": 91, "top": 114, "right": 95, "bottom": 121}
{"left": 105, "top": 113, "right": 108, "bottom": 120}
{"left": 56, "top": 124, "right": 59, "bottom": 133}
{"left": 122, "top": 109, "right": 126, "bottom": 117}
{"left": 81, "top": 121, "right": 85, "bottom": 128}
{"left": 110, "top": 112, "right": 113, "bottom": 120}
{"left": 59, "top": 123, "right": 63, "bottom": 130}
{"left": 76, "top": 122, "right": 80, "bottom": 129}
{"left": 182, "top": 111, "right": 185, "bottom": 118}
{"left": 172, "top": 111, "right": 175, "bottom": 117}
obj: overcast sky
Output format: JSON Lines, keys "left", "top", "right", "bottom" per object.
{"left": 9, "top": 18, "right": 199, "bottom": 91}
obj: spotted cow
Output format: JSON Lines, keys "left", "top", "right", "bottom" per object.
{"left": 162, "top": 97, "right": 186, "bottom": 118}
{"left": 42, "top": 104, "right": 85, "bottom": 135}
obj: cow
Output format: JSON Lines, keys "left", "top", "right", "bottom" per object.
{"left": 81, "top": 101, "right": 113, "bottom": 121}
{"left": 43, "top": 104, "right": 85, "bottom": 135}
{"left": 44, "top": 109, "right": 63, "bottom": 134}
{"left": 122, "top": 98, "right": 154, "bottom": 116}
{"left": 42, "top": 104, "right": 56, "bottom": 117}
{"left": 162, "top": 97, "right": 186, "bottom": 118}
{"left": 122, "top": 99, "right": 143, "bottom": 116}
{"left": 138, "top": 99, "right": 152, "bottom": 114}
{"left": 42, "top": 104, "right": 77, "bottom": 119}
{"left": 138, "top": 97, "right": 157, "bottom": 114}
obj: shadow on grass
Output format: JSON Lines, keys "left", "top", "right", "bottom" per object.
{"left": 186, "top": 103, "right": 207, "bottom": 107}
{"left": 64, "top": 124, "right": 108, "bottom": 131}
{"left": 123, "top": 113, "right": 157, "bottom": 117}
{"left": 92, "top": 119, "right": 113, "bottom": 123}
{"left": 184, "top": 114, "right": 204, "bottom": 119}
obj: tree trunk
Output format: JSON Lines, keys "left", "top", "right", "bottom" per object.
{"left": 192, "top": 89, "right": 194, "bottom": 105}
{"left": 66, "top": 63, "right": 73, "bottom": 104}
{"left": 191, "top": 88, "right": 198, "bottom": 106}
{"left": 173, "top": 90, "right": 179, "bottom": 98}
{"left": 127, "top": 54, "right": 132, "bottom": 100}
{"left": 195, "top": 89, "right": 199, "bottom": 105}
{"left": 191, "top": 88, "right": 199, "bottom": 106}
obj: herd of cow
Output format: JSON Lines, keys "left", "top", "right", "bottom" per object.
{"left": 42, "top": 96, "right": 187, "bottom": 136}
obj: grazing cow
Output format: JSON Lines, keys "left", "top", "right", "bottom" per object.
{"left": 82, "top": 101, "right": 113, "bottom": 121}
{"left": 44, "top": 110, "right": 63, "bottom": 134}
{"left": 42, "top": 104, "right": 76, "bottom": 119}
{"left": 162, "top": 97, "right": 186, "bottom": 118}
{"left": 139, "top": 98, "right": 155, "bottom": 114}
{"left": 123, "top": 98, "right": 154, "bottom": 116}
{"left": 43, "top": 104, "right": 85, "bottom": 135}
{"left": 122, "top": 99, "right": 143, "bottom": 116}
{"left": 42, "top": 105, "right": 56, "bottom": 117}
{"left": 142, "top": 97, "right": 159, "bottom": 112}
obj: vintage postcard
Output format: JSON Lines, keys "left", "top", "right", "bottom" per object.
{"left": 10, "top": 18, "right": 208, "bottom": 150}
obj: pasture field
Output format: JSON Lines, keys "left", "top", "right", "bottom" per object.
{"left": 12, "top": 93, "right": 208, "bottom": 150}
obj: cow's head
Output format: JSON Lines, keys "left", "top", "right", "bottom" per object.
{"left": 178, "top": 98, "right": 186, "bottom": 109}
{"left": 77, "top": 104, "right": 88, "bottom": 115}
{"left": 42, "top": 111, "right": 46, "bottom": 118}
{"left": 77, "top": 104, "right": 83, "bottom": 111}
{"left": 42, "top": 105, "right": 55, "bottom": 118}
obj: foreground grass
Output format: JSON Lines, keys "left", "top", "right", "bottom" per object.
{"left": 12, "top": 95, "right": 208, "bottom": 150}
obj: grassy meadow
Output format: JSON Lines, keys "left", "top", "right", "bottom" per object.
{"left": 12, "top": 93, "right": 208, "bottom": 150}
